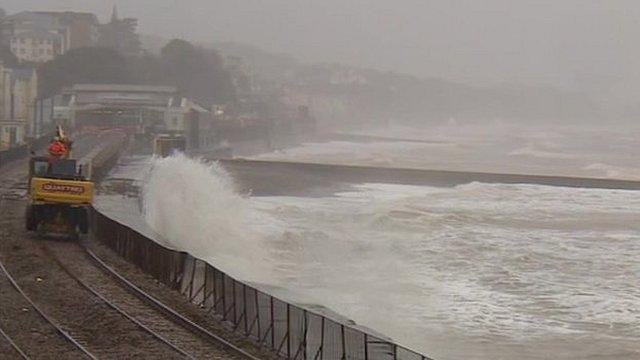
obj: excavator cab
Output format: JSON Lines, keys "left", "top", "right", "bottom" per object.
{"left": 29, "top": 157, "right": 83, "bottom": 178}
{"left": 26, "top": 153, "right": 93, "bottom": 239}
{"left": 30, "top": 157, "right": 50, "bottom": 178}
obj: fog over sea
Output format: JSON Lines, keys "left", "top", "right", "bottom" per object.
{"left": 256, "top": 123, "right": 640, "bottom": 181}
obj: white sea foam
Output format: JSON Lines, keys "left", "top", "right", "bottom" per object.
{"left": 141, "top": 154, "right": 278, "bottom": 283}
{"left": 254, "top": 140, "right": 454, "bottom": 167}
{"left": 252, "top": 182, "right": 640, "bottom": 358}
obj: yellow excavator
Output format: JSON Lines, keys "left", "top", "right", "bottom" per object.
{"left": 25, "top": 127, "right": 93, "bottom": 238}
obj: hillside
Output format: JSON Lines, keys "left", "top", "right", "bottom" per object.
{"left": 141, "top": 36, "right": 600, "bottom": 126}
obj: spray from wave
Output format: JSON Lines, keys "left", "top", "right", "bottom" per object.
{"left": 141, "top": 153, "right": 276, "bottom": 283}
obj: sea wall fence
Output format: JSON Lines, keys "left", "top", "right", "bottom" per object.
{"left": 85, "top": 132, "right": 435, "bottom": 359}
{"left": 90, "top": 209, "right": 433, "bottom": 360}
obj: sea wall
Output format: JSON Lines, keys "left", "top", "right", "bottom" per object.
{"left": 218, "top": 159, "right": 640, "bottom": 193}
{"left": 79, "top": 133, "right": 129, "bottom": 181}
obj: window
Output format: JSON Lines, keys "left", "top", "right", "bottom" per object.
{"left": 20, "top": 49, "right": 26, "bottom": 54}
{"left": 33, "top": 161, "right": 49, "bottom": 177}
{"left": 39, "top": 49, "right": 44, "bottom": 55}
{"left": 46, "top": 49, "right": 52, "bottom": 55}
{"left": 19, "top": 38, "right": 25, "bottom": 44}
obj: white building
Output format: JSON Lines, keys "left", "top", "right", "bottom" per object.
{"left": 1, "top": 11, "right": 74, "bottom": 63}
{"left": 0, "top": 64, "right": 11, "bottom": 121}
{"left": 0, "top": 62, "right": 38, "bottom": 150}
{"left": 10, "top": 30, "right": 62, "bottom": 63}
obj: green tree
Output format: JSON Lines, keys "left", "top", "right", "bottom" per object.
{"left": 128, "top": 51, "right": 163, "bottom": 85}
{"left": 159, "top": 39, "right": 235, "bottom": 105}
{"left": 98, "top": 18, "right": 141, "bottom": 57}
{"left": 98, "top": 6, "right": 141, "bottom": 57}
{"left": 38, "top": 47, "right": 132, "bottom": 98}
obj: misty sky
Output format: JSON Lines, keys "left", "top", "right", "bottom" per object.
{"left": 5, "top": 1, "right": 640, "bottom": 99}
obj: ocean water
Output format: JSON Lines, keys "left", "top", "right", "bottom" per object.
{"left": 254, "top": 124, "right": 640, "bottom": 180}
{"left": 97, "top": 124, "right": 640, "bottom": 359}
{"left": 114, "top": 153, "right": 640, "bottom": 360}
{"left": 250, "top": 182, "right": 640, "bottom": 359}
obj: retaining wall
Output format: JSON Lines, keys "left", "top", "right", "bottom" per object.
{"left": 219, "top": 159, "right": 640, "bottom": 191}
{"left": 79, "top": 133, "right": 129, "bottom": 181}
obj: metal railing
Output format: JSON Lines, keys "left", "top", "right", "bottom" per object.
{"left": 91, "top": 209, "right": 433, "bottom": 360}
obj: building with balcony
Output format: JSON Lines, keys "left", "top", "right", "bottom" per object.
{"left": 10, "top": 30, "right": 62, "bottom": 63}
{"left": 1, "top": 11, "right": 99, "bottom": 63}
{"left": 34, "top": 12, "right": 99, "bottom": 50}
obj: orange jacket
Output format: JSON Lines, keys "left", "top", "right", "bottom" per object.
{"left": 48, "top": 140, "right": 68, "bottom": 158}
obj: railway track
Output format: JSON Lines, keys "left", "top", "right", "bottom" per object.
{"left": 81, "top": 244, "right": 263, "bottom": 360}
{"left": 1, "top": 206, "right": 205, "bottom": 358}
{"left": 41, "top": 243, "right": 194, "bottom": 359}
{"left": 0, "top": 258, "right": 96, "bottom": 359}
{"left": 0, "top": 139, "right": 271, "bottom": 359}
{"left": 0, "top": 323, "right": 31, "bottom": 359}
{"left": 0, "top": 173, "right": 192, "bottom": 357}
{"left": 0, "top": 227, "right": 269, "bottom": 359}
{"left": 42, "top": 241, "right": 262, "bottom": 360}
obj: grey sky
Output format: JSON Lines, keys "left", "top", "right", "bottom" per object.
{"left": 4, "top": 1, "right": 640, "bottom": 97}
